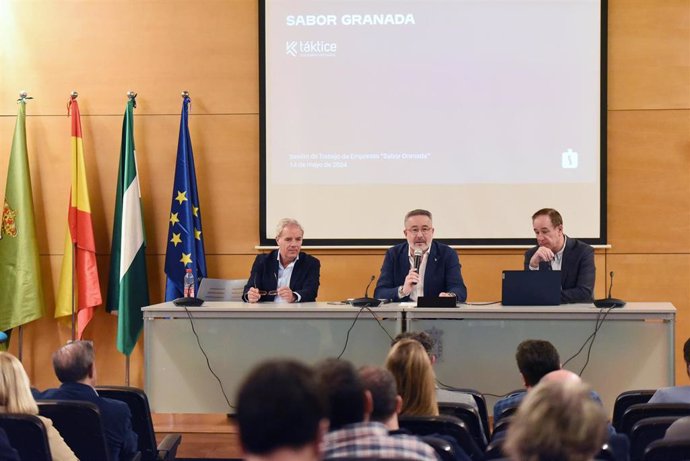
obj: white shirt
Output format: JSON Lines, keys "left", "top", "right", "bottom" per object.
{"left": 274, "top": 252, "right": 301, "bottom": 303}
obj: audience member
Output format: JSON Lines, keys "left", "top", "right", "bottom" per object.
{"left": 315, "top": 358, "right": 438, "bottom": 461}
{"left": 649, "top": 337, "right": 690, "bottom": 403}
{"left": 385, "top": 339, "right": 438, "bottom": 417}
{"left": 503, "top": 379, "right": 608, "bottom": 461}
{"left": 236, "top": 359, "right": 327, "bottom": 461}
{"left": 391, "top": 331, "right": 477, "bottom": 410}
{"left": 359, "top": 365, "right": 471, "bottom": 461}
{"left": 0, "top": 352, "right": 77, "bottom": 461}
{"left": 34, "top": 340, "right": 138, "bottom": 461}
{"left": 492, "top": 339, "right": 560, "bottom": 423}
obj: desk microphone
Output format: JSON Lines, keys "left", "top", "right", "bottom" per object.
{"left": 351, "top": 275, "right": 382, "bottom": 307}
{"left": 594, "top": 271, "right": 626, "bottom": 308}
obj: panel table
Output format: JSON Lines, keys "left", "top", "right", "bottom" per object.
{"left": 405, "top": 302, "right": 676, "bottom": 416}
{"left": 143, "top": 302, "right": 401, "bottom": 413}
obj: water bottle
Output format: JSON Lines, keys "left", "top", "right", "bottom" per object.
{"left": 183, "top": 269, "right": 195, "bottom": 297}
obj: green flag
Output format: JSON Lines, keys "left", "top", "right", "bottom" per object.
{"left": 106, "top": 99, "right": 149, "bottom": 356}
{"left": 0, "top": 100, "right": 45, "bottom": 338}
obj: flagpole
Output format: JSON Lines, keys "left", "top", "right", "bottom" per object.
{"left": 17, "top": 325, "right": 23, "bottom": 362}
{"left": 125, "top": 90, "right": 135, "bottom": 385}
{"left": 70, "top": 91, "right": 79, "bottom": 341}
{"left": 16, "top": 90, "right": 32, "bottom": 363}
{"left": 125, "top": 355, "right": 130, "bottom": 386}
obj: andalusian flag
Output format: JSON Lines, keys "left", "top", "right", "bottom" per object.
{"left": 164, "top": 95, "right": 207, "bottom": 300}
{"left": 0, "top": 99, "right": 44, "bottom": 339}
{"left": 55, "top": 98, "right": 102, "bottom": 339}
{"left": 106, "top": 98, "right": 149, "bottom": 356}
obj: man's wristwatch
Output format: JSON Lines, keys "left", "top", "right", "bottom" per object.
{"left": 398, "top": 286, "right": 407, "bottom": 299}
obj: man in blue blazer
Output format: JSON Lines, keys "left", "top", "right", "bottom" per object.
{"left": 243, "top": 218, "right": 320, "bottom": 303}
{"left": 524, "top": 208, "right": 595, "bottom": 303}
{"left": 374, "top": 209, "right": 467, "bottom": 302}
{"left": 36, "top": 341, "right": 138, "bottom": 461}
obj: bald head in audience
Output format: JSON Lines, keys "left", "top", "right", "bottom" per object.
{"left": 504, "top": 379, "right": 608, "bottom": 461}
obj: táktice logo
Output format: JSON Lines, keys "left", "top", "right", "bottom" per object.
{"left": 285, "top": 40, "right": 337, "bottom": 57}
{"left": 286, "top": 41, "right": 298, "bottom": 56}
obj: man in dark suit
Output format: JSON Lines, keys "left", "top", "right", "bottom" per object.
{"left": 524, "top": 208, "right": 595, "bottom": 303}
{"left": 243, "top": 218, "right": 320, "bottom": 303}
{"left": 35, "top": 340, "right": 138, "bottom": 461}
{"left": 374, "top": 209, "right": 467, "bottom": 302}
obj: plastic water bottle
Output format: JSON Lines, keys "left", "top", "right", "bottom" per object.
{"left": 183, "top": 269, "right": 195, "bottom": 297}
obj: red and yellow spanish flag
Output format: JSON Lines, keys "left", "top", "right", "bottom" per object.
{"left": 55, "top": 98, "right": 102, "bottom": 338}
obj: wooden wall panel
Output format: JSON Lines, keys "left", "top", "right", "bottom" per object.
{"left": 608, "top": 0, "right": 690, "bottom": 110}
{"left": 0, "top": 0, "right": 259, "bottom": 116}
{"left": 608, "top": 110, "right": 690, "bottom": 253}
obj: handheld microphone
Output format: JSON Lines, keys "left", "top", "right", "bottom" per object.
{"left": 351, "top": 275, "right": 382, "bottom": 307}
{"left": 412, "top": 249, "right": 423, "bottom": 285}
{"left": 594, "top": 271, "right": 626, "bottom": 308}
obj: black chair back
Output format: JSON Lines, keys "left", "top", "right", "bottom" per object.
{"left": 612, "top": 389, "right": 656, "bottom": 432}
{"left": 38, "top": 400, "right": 111, "bottom": 461}
{"left": 438, "top": 402, "right": 487, "bottom": 449}
{"left": 484, "top": 436, "right": 506, "bottom": 460}
{"left": 96, "top": 385, "right": 182, "bottom": 461}
{"left": 399, "top": 415, "right": 484, "bottom": 460}
{"left": 644, "top": 438, "right": 690, "bottom": 461}
{"left": 490, "top": 417, "right": 512, "bottom": 442}
{"left": 621, "top": 403, "right": 690, "bottom": 436}
{"left": 630, "top": 416, "right": 684, "bottom": 461}
{"left": 0, "top": 413, "right": 51, "bottom": 461}
{"left": 96, "top": 386, "right": 157, "bottom": 460}
{"left": 441, "top": 388, "right": 490, "bottom": 439}
{"left": 421, "top": 435, "right": 456, "bottom": 461}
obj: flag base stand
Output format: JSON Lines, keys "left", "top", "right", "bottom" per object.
{"left": 173, "top": 297, "right": 204, "bottom": 307}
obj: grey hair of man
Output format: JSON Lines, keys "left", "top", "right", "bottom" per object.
{"left": 275, "top": 218, "right": 304, "bottom": 239}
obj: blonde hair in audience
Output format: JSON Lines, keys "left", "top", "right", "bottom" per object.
{"left": 504, "top": 380, "right": 607, "bottom": 461}
{"left": 385, "top": 339, "right": 438, "bottom": 416}
{"left": 0, "top": 352, "right": 39, "bottom": 415}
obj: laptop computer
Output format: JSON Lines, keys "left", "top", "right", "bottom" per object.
{"left": 501, "top": 270, "right": 561, "bottom": 306}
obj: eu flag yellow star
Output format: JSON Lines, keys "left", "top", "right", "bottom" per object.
{"left": 180, "top": 253, "right": 192, "bottom": 265}
{"left": 192, "top": 205, "right": 199, "bottom": 217}
{"left": 170, "top": 233, "right": 182, "bottom": 247}
{"left": 175, "top": 191, "right": 188, "bottom": 204}
{"left": 170, "top": 212, "right": 179, "bottom": 226}
{"left": 194, "top": 228, "right": 202, "bottom": 240}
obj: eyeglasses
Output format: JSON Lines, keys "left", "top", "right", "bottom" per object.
{"left": 253, "top": 274, "right": 278, "bottom": 296}
{"left": 406, "top": 227, "right": 432, "bottom": 235}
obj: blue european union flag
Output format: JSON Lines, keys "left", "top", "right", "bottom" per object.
{"left": 164, "top": 95, "right": 207, "bottom": 300}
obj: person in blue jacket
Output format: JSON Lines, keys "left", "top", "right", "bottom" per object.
{"left": 243, "top": 218, "right": 321, "bottom": 303}
{"left": 374, "top": 209, "right": 467, "bottom": 302}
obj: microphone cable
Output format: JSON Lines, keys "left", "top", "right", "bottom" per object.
{"left": 336, "top": 306, "right": 396, "bottom": 360}
{"left": 561, "top": 305, "right": 615, "bottom": 376}
{"left": 181, "top": 304, "right": 234, "bottom": 411}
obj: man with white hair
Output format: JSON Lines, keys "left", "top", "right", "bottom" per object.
{"left": 243, "top": 218, "right": 320, "bottom": 303}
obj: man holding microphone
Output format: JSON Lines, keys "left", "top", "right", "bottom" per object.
{"left": 374, "top": 209, "right": 467, "bottom": 302}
